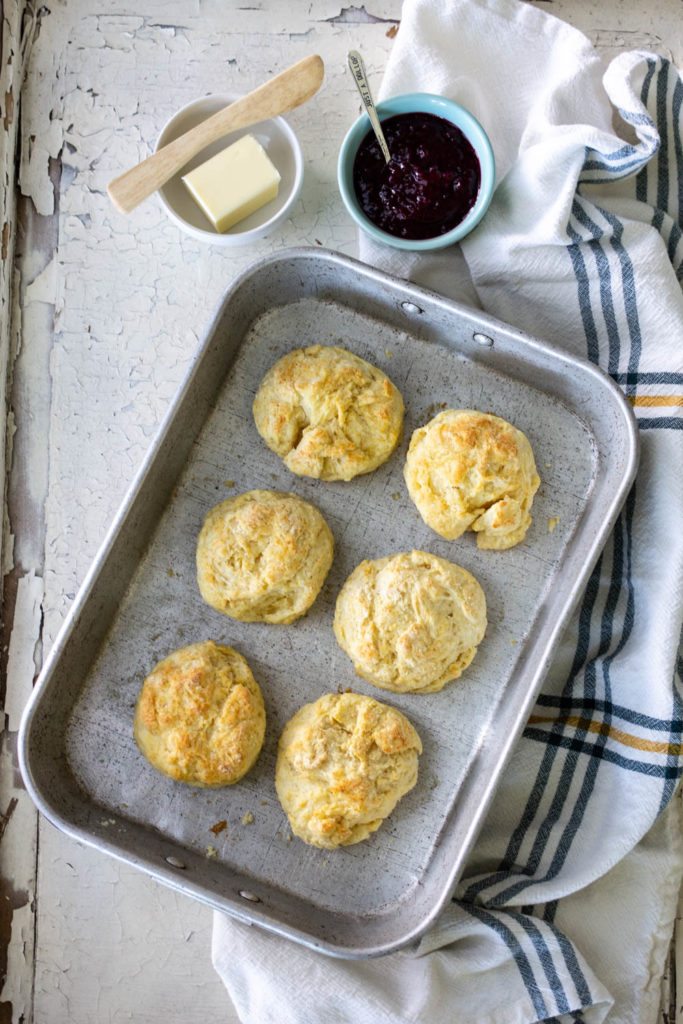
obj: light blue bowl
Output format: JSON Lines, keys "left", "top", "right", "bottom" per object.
{"left": 338, "top": 92, "right": 495, "bottom": 251}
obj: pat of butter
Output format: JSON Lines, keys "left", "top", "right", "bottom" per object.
{"left": 182, "top": 134, "right": 281, "bottom": 233}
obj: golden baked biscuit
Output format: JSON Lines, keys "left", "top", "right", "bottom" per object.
{"left": 334, "top": 550, "right": 487, "bottom": 694}
{"left": 275, "top": 692, "right": 421, "bottom": 849}
{"left": 196, "top": 490, "right": 333, "bottom": 624}
{"left": 252, "top": 344, "right": 404, "bottom": 481}
{"left": 133, "top": 641, "right": 265, "bottom": 787}
{"left": 404, "top": 409, "right": 540, "bottom": 549}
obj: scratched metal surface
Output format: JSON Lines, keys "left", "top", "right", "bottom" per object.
{"left": 18, "top": 249, "right": 638, "bottom": 956}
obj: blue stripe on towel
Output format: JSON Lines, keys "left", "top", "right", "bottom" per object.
{"left": 611, "top": 372, "right": 683, "bottom": 385}
{"left": 543, "top": 900, "right": 559, "bottom": 923}
{"left": 464, "top": 906, "right": 549, "bottom": 1018}
{"left": 566, "top": 229, "right": 601, "bottom": 364}
{"left": 673, "top": 73, "right": 682, "bottom": 216}
{"left": 534, "top": 695, "right": 683, "bottom": 733}
{"left": 465, "top": 144, "right": 643, "bottom": 907}
{"left": 666, "top": 219, "right": 683, "bottom": 267}
{"left": 598, "top": 204, "right": 642, "bottom": 375}
{"left": 461, "top": 550, "right": 605, "bottom": 905}
{"left": 523, "top": 729, "right": 683, "bottom": 780}
{"left": 619, "top": 106, "right": 657, "bottom": 128}
{"left": 655, "top": 58, "right": 670, "bottom": 219}
{"left": 638, "top": 417, "right": 683, "bottom": 429}
{"left": 478, "top": 262, "right": 639, "bottom": 898}
{"left": 543, "top": 915, "right": 593, "bottom": 1005}
{"left": 635, "top": 59, "right": 658, "bottom": 203}
{"left": 597, "top": 489, "right": 637, "bottom": 683}
{"left": 582, "top": 142, "right": 638, "bottom": 167}
{"left": 569, "top": 202, "right": 619, "bottom": 369}
{"left": 580, "top": 144, "right": 656, "bottom": 183}
{"left": 659, "top": 644, "right": 683, "bottom": 811}
{"left": 579, "top": 125, "right": 658, "bottom": 184}
{"left": 570, "top": 198, "right": 630, "bottom": 375}
{"left": 514, "top": 914, "right": 571, "bottom": 1015}
{"left": 463, "top": 907, "right": 595, "bottom": 1017}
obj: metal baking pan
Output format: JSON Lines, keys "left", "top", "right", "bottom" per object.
{"left": 18, "top": 247, "right": 638, "bottom": 958}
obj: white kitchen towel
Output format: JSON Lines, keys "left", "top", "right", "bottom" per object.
{"left": 213, "top": 1, "right": 683, "bottom": 1021}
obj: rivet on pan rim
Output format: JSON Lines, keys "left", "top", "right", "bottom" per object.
{"left": 165, "top": 855, "right": 186, "bottom": 869}
{"left": 401, "top": 301, "right": 423, "bottom": 314}
{"left": 239, "top": 890, "right": 261, "bottom": 903}
{"left": 473, "top": 332, "right": 494, "bottom": 347}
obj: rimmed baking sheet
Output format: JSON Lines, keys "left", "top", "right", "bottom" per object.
{"left": 19, "top": 248, "right": 638, "bottom": 957}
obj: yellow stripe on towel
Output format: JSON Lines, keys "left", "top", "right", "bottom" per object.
{"left": 527, "top": 714, "right": 682, "bottom": 757}
{"left": 627, "top": 395, "right": 683, "bottom": 407}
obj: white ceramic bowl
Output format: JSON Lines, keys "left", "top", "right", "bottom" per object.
{"left": 156, "top": 93, "right": 304, "bottom": 246}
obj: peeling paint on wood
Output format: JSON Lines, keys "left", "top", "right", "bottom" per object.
{"left": 3, "top": 87, "right": 13, "bottom": 130}
{"left": 1, "top": 6, "right": 46, "bottom": 1024}
{"left": 324, "top": 4, "right": 399, "bottom": 24}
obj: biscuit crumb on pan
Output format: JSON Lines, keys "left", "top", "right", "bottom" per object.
{"left": 404, "top": 409, "right": 540, "bottom": 549}
{"left": 275, "top": 692, "right": 421, "bottom": 849}
{"left": 133, "top": 640, "right": 265, "bottom": 787}
{"left": 252, "top": 344, "right": 404, "bottom": 481}
{"left": 196, "top": 489, "right": 333, "bottom": 624}
{"left": 334, "top": 550, "right": 487, "bottom": 693}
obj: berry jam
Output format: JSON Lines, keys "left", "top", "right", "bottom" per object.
{"left": 353, "top": 111, "right": 481, "bottom": 240}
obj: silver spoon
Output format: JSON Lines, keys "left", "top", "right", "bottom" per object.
{"left": 348, "top": 50, "right": 391, "bottom": 164}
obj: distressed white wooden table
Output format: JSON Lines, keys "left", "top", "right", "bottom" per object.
{"left": 1, "top": 1, "right": 680, "bottom": 1021}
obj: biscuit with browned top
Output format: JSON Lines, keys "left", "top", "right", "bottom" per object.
{"left": 334, "top": 550, "right": 487, "bottom": 693}
{"left": 404, "top": 409, "right": 540, "bottom": 549}
{"left": 196, "top": 490, "right": 333, "bottom": 624}
{"left": 133, "top": 641, "right": 265, "bottom": 787}
{"left": 252, "top": 345, "right": 404, "bottom": 481}
{"left": 275, "top": 692, "right": 421, "bottom": 848}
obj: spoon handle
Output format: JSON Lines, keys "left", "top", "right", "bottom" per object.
{"left": 108, "top": 54, "right": 324, "bottom": 214}
{"left": 348, "top": 50, "right": 391, "bottom": 164}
